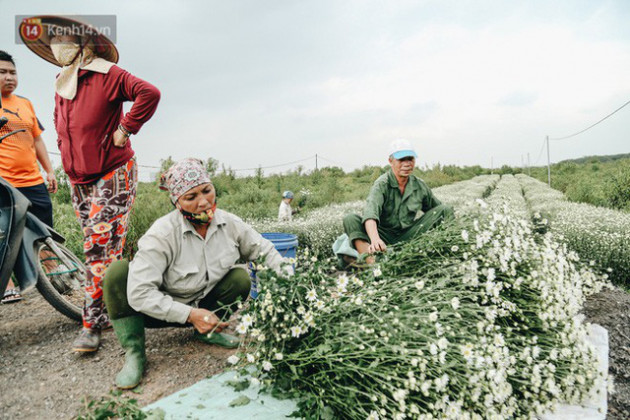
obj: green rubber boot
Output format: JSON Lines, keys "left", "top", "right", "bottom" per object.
{"left": 193, "top": 331, "right": 240, "bottom": 348}
{"left": 111, "top": 315, "right": 146, "bottom": 389}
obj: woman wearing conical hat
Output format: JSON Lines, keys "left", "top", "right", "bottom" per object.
{"left": 20, "top": 16, "right": 161, "bottom": 353}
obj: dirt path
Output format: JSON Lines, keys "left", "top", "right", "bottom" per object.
{"left": 1, "top": 285, "right": 629, "bottom": 419}
{"left": 583, "top": 285, "right": 630, "bottom": 420}
{"left": 0, "top": 291, "right": 234, "bottom": 420}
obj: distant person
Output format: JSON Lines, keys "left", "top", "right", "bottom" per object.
{"left": 0, "top": 50, "right": 57, "bottom": 304}
{"left": 102, "top": 158, "right": 291, "bottom": 389}
{"left": 20, "top": 16, "right": 161, "bottom": 352}
{"left": 342, "top": 139, "right": 454, "bottom": 265}
{"left": 278, "top": 190, "right": 299, "bottom": 221}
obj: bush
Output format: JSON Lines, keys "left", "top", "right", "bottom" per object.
{"left": 530, "top": 157, "right": 630, "bottom": 212}
{"left": 606, "top": 164, "right": 630, "bottom": 211}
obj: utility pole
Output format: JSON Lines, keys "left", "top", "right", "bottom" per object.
{"left": 527, "top": 153, "right": 531, "bottom": 176}
{"left": 315, "top": 154, "right": 318, "bottom": 170}
{"left": 546, "top": 135, "right": 551, "bottom": 186}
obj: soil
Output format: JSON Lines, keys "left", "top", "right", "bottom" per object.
{"left": 0, "top": 291, "right": 235, "bottom": 420}
{"left": 583, "top": 285, "right": 630, "bottom": 420}
{"left": 1, "top": 285, "right": 629, "bottom": 419}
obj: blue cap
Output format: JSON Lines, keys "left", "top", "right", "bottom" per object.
{"left": 388, "top": 139, "right": 417, "bottom": 160}
{"left": 391, "top": 150, "right": 417, "bottom": 159}
{"left": 282, "top": 191, "right": 294, "bottom": 199}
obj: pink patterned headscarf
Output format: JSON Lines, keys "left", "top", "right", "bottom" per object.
{"left": 159, "top": 158, "right": 211, "bottom": 203}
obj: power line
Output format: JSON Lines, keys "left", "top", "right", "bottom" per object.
{"left": 550, "top": 98, "right": 630, "bottom": 141}
{"left": 232, "top": 155, "right": 315, "bottom": 172}
{"left": 48, "top": 149, "right": 317, "bottom": 173}
{"left": 317, "top": 155, "right": 344, "bottom": 166}
{"left": 533, "top": 139, "right": 547, "bottom": 165}
{"left": 47, "top": 150, "right": 161, "bottom": 169}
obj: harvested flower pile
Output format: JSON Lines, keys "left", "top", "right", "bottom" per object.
{"left": 230, "top": 199, "right": 609, "bottom": 419}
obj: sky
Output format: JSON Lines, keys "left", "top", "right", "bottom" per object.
{"left": 1, "top": 0, "right": 629, "bottom": 181}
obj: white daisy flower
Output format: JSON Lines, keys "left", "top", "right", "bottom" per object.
{"left": 241, "top": 314, "right": 254, "bottom": 327}
{"left": 450, "top": 297, "right": 460, "bottom": 310}
{"left": 290, "top": 326, "right": 302, "bottom": 337}
{"left": 305, "top": 289, "right": 318, "bottom": 301}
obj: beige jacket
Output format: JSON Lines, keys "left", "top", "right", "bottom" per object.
{"left": 128, "top": 209, "right": 285, "bottom": 323}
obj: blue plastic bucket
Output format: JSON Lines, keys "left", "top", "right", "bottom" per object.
{"left": 261, "top": 232, "right": 298, "bottom": 259}
{"left": 250, "top": 232, "right": 298, "bottom": 298}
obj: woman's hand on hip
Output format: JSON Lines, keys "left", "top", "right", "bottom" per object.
{"left": 187, "top": 308, "right": 229, "bottom": 334}
{"left": 113, "top": 128, "right": 129, "bottom": 148}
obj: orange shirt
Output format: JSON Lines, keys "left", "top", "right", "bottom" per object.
{"left": 0, "top": 94, "right": 45, "bottom": 187}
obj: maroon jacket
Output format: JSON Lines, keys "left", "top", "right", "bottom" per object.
{"left": 54, "top": 65, "right": 160, "bottom": 184}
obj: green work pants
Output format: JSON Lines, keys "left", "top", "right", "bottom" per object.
{"left": 102, "top": 259, "right": 251, "bottom": 328}
{"left": 343, "top": 204, "right": 454, "bottom": 246}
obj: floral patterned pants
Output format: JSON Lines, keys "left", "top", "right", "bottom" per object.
{"left": 71, "top": 159, "right": 137, "bottom": 329}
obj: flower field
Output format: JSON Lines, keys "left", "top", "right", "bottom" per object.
{"left": 516, "top": 174, "right": 630, "bottom": 287}
{"left": 227, "top": 174, "right": 613, "bottom": 419}
{"left": 249, "top": 201, "right": 363, "bottom": 258}
{"left": 250, "top": 175, "right": 501, "bottom": 257}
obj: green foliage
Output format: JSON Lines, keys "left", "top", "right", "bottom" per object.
{"left": 206, "top": 157, "right": 219, "bottom": 176}
{"left": 124, "top": 183, "right": 173, "bottom": 257}
{"left": 563, "top": 176, "right": 607, "bottom": 207}
{"left": 417, "top": 163, "right": 490, "bottom": 188}
{"left": 530, "top": 157, "right": 630, "bottom": 212}
{"left": 498, "top": 164, "right": 518, "bottom": 175}
{"left": 54, "top": 166, "right": 72, "bottom": 204}
{"left": 155, "top": 156, "right": 175, "bottom": 183}
{"left": 557, "top": 152, "right": 630, "bottom": 165}
{"left": 606, "top": 163, "right": 630, "bottom": 211}
{"left": 76, "top": 390, "right": 164, "bottom": 420}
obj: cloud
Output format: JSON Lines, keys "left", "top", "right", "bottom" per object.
{"left": 498, "top": 91, "right": 538, "bottom": 107}
{"left": 2, "top": 0, "right": 630, "bottom": 175}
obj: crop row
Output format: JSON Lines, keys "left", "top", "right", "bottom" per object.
{"left": 516, "top": 174, "right": 630, "bottom": 286}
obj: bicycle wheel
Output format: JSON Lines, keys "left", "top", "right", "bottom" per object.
{"left": 35, "top": 240, "right": 84, "bottom": 322}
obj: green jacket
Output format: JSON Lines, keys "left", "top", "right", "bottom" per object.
{"left": 362, "top": 170, "right": 442, "bottom": 231}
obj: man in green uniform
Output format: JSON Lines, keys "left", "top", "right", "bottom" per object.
{"left": 343, "top": 139, "right": 454, "bottom": 264}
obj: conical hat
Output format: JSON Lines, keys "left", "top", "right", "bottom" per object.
{"left": 18, "top": 15, "right": 119, "bottom": 67}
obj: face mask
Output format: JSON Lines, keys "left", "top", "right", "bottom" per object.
{"left": 178, "top": 201, "right": 217, "bottom": 226}
{"left": 51, "top": 42, "right": 81, "bottom": 66}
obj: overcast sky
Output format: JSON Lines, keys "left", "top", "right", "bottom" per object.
{"left": 2, "top": 0, "right": 629, "bottom": 180}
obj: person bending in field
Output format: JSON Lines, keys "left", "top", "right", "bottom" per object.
{"left": 102, "top": 158, "right": 292, "bottom": 389}
{"left": 278, "top": 190, "right": 299, "bottom": 221}
{"left": 342, "top": 139, "right": 454, "bottom": 265}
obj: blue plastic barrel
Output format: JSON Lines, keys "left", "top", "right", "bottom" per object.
{"left": 250, "top": 232, "right": 298, "bottom": 298}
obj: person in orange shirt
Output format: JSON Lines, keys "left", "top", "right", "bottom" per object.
{"left": 0, "top": 50, "right": 58, "bottom": 303}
